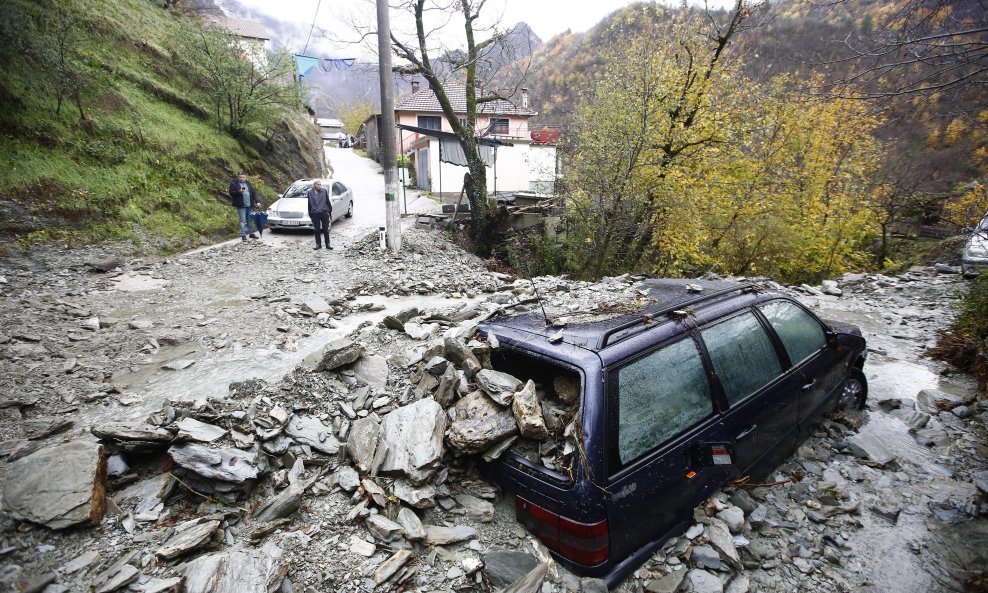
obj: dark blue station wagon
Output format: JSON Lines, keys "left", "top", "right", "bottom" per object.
{"left": 478, "top": 279, "right": 867, "bottom": 588}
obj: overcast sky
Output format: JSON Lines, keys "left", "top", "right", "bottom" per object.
{"left": 221, "top": 0, "right": 737, "bottom": 59}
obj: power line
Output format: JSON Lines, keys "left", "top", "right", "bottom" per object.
{"left": 302, "top": 0, "right": 322, "bottom": 55}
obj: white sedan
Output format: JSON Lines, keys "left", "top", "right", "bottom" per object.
{"left": 266, "top": 178, "right": 353, "bottom": 230}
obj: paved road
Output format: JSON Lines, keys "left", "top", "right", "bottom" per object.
{"left": 260, "top": 147, "right": 438, "bottom": 250}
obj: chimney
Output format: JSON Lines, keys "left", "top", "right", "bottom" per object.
{"left": 521, "top": 87, "right": 529, "bottom": 108}
{"left": 411, "top": 80, "right": 420, "bottom": 93}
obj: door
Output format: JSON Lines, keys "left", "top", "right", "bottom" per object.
{"left": 416, "top": 148, "right": 430, "bottom": 190}
{"left": 604, "top": 336, "right": 736, "bottom": 565}
{"left": 699, "top": 310, "right": 798, "bottom": 476}
{"left": 756, "top": 300, "right": 845, "bottom": 431}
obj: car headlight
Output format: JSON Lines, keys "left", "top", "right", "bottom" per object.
{"left": 267, "top": 208, "right": 275, "bottom": 216}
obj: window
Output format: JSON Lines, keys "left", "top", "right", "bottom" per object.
{"left": 331, "top": 182, "right": 347, "bottom": 196}
{"left": 418, "top": 115, "right": 441, "bottom": 130}
{"left": 616, "top": 338, "right": 713, "bottom": 465}
{"left": 701, "top": 312, "right": 782, "bottom": 406}
{"left": 759, "top": 301, "right": 826, "bottom": 365}
{"left": 490, "top": 118, "right": 509, "bottom": 135}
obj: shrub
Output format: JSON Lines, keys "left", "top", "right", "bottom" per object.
{"left": 929, "top": 275, "right": 988, "bottom": 394}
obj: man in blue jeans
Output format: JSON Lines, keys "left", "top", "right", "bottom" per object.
{"left": 228, "top": 172, "right": 261, "bottom": 242}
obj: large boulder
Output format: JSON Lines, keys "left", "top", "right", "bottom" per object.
{"left": 353, "top": 354, "right": 390, "bottom": 388}
{"left": 302, "top": 339, "right": 364, "bottom": 372}
{"left": 512, "top": 380, "right": 548, "bottom": 439}
{"left": 475, "top": 369, "right": 523, "bottom": 406}
{"left": 347, "top": 416, "right": 387, "bottom": 475}
{"left": 448, "top": 391, "right": 518, "bottom": 454}
{"left": 181, "top": 542, "right": 288, "bottom": 593}
{"left": 378, "top": 399, "right": 447, "bottom": 485}
{"left": 1, "top": 440, "right": 107, "bottom": 530}
{"left": 284, "top": 415, "right": 340, "bottom": 455}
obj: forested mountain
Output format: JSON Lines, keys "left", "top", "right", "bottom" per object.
{"left": 524, "top": 0, "right": 987, "bottom": 197}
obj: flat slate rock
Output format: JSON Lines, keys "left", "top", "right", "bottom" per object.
{"left": 378, "top": 398, "right": 446, "bottom": 485}
{"left": 168, "top": 443, "right": 258, "bottom": 484}
{"left": 447, "top": 391, "right": 518, "bottom": 454}
{"left": 1, "top": 440, "right": 107, "bottom": 530}
{"left": 156, "top": 519, "right": 221, "bottom": 560}
{"left": 253, "top": 484, "right": 303, "bottom": 523}
{"left": 502, "top": 562, "right": 549, "bottom": 593}
{"left": 483, "top": 550, "right": 539, "bottom": 588}
{"left": 302, "top": 339, "right": 364, "bottom": 372}
{"left": 176, "top": 418, "right": 227, "bottom": 443}
{"left": 92, "top": 422, "right": 173, "bottom": 443}
{"left": 425, "top": 524, "right": 477, "bottom": 545}
{"left": 181, "top": 542, "right": 288, "bottom": 593}
{"left": 284, "top": 415, "right": 340, "bottom": 455}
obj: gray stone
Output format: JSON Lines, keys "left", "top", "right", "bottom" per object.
{"left": 512, "top": 380, "right": 548, "bottom": 439}
{"left": 952, "top": 405, "right": 972, "bottom": 418}
{"left": 484, "top": 550, "right": 538, "bottom": 588}
{"left": 820, "top": 280, "right": 842, "bottom": 296}
{"left": 553, "top": 374, "right": 580, "bottom": 405}
{"left": 396, "top": 507, "right": 427, "bottom": 541}
{"left": 353, "top": 354, "right": 390, "bottom": 388}
{"left": 156, "top": 519, "right": 220, "bottom": 560}
{"left": 350, "top": 536, "right": 376, "bottom": 557}
{"left": 916, "top": 388, "right": 969, "bottom": 414}
{"left": 717, "top": 506, "right": 745, "bottom": 533}
{"left": 372, "top": 549, "right": 412, "bottom": 584}
{"left": 60, "top": 550, "right": 101, "bottom": 574}
{"left": 972, "top": 470, "right": 988, "bottom": 493}
{"left": 93, "top": 564, "right": 139, "bottom": 593}
{"left": 366, "top": 514, "right": 403, "bottom": 542}
{"left": 284, "top": 415, "right": 340, "bottom": 455}
{"left": 425, "top": 524, "right": 477, "bottom": 545}
{"left": 362, "top": 478, "right": 388, "bottom": 507}
{"left": 253, "top": 484, "right": 303, "bottom": 522}
{"left": 300, "top": 297, "right": 330, "bottom": 315}
{"left": 168, "top": 444, "right": 258, "bottom": 484}
{"left": 724, "top": 574, "right": 750, "bottom": 593}
{"left": 448, "top": 391, "right": 518, "bottom": 454}
{"left": 475, "top": 369, "right": 523, "bottom": 405}
{"left": 181, "top": 542, "right": 288, "bottom": 593}
{"left": 847, "top": 432, "right": 895, "bottom": 466}
{"left": 2, "top": 440, "right": 107, "bottom": 529}
{"left": 383, "top": 315, "right": 405, "bottom": 331}
{"left": 161, "top": 359, "right": 195, "bottom": 371}
{"left": 890, "top": 408, "right": 931, "bottom": 429}
{"left": 692, "top": 545, "right": 722, "bottom": 570}
{"left": 92, "top": 422, "right": 173, "bottom": 443}
{"left": 106, "top": 454, "right": 129, "bottom": 477}
{"left": 132, "top": 577, "right": 183, "bottom": 593}
{"left": 581, "top": 578, "right": 610, "bottom": 593}
{"left": 435, "top": 365, "right": 459, "bottom": 407}
{"left": 645, "top": 570, "right": 686, "bottom": 593}
{"left": 23, "top": 417, "right": 73, "bottom": 440}
{"left": 729, "top": 490, "right": 758, "bottom": 515}
{"left": 502, "top": 562, "right": 548, "bottom": 593}
{"left": 454, "top": 493, "right": 495, "bottom": 522}
{"left": 686, "top": 569, "right": 723, "bottom": 593}
{"left": 302, "top": 339, "right": 364, "bottom": 372}
{"left": 424, "top": 356, "right": 450, "bottom": 375}
{"left": 334, "top": 466, "right": 360, "bottom": 492}
{"left": 444, "top": 337, "right": 482, "bottom": 370}
{"left": 347, "top": 416, "right": 386, "bottom": 475}
{"left": 393, "top": 479, "right": 436, "bottom": 509}
{"left": 176, "top": 418, "right": 227, "bottom": 443}
{"left": 378, "top": 398, "right": 446, "bottom": 485}
{"left": 705, "top": 520, "right": 741, "bottom": 569}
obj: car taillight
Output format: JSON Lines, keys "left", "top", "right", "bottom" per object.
{"left": 515, "top": 496, "right": 609, "bottom": 565}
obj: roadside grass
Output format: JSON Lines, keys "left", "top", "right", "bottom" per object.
{"left": 0, "top": 0, "right": 318, "bottom": 254}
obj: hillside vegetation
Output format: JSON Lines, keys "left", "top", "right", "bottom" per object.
{"left": 0, "top": 0, "right": 323, "bottom": 253}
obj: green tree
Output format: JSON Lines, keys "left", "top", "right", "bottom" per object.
{"left": 177, "top": 22, "right": 298, "bottom": 137}
{"left": 338, "top": 98, "right": 375, "bottom": 136}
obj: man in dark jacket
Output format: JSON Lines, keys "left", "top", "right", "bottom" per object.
{"left": 229, "top": 172, "right": 261, "bottom": 242}
{"left": 307, "top": 179, "right": 333, "bottom": 250}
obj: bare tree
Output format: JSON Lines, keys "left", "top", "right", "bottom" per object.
{"left": 814, "top": 0, "right": 987, "bottom": 111}
{"left": 386, "top": 0, "right": 531, "bottom": 252}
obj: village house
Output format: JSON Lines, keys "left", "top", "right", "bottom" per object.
{"left": 363, "top": 82, "right": 558, "bottom": 198}
{"left": 203, "top": 15, "right": 270, "bottom": 70}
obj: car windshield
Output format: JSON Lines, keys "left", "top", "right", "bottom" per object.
{"left": 283, "top": 181, "right": 314, "bottom": 199}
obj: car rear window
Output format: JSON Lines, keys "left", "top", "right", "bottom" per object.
{"left": 758, "top": 300, "right": 826, "bottom": 365}
{"left": 616, "top": 337, "right": 713, "bottom": 465}
{"left": 701, "top": 311, "right": 782, "bottom": 406}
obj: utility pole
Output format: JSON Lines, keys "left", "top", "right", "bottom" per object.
{"left": 376, "top": 0, "right": 401, "bottom": 253}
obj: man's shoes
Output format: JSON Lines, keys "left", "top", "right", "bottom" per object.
{"left": 249, "top": 233, "right": 259, "bottom": 239}
{"left": 313, "top": 245, "right": 322, "bottom": 250}
{"left": 241, "top": 236, "right": 247, "bottom": 242}
{"left": 327, "top": 244, "right": 334, "bottom": 250}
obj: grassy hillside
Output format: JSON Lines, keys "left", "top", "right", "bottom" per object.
{"left": 0, "top": 0, "right": 323, "bottom": 253}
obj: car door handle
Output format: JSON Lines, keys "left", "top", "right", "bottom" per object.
{"left": 736, "top": 425, "right": 757, "bottom": 440}
{"left": 801, "top": 379, "right": 817, "bottom": 391}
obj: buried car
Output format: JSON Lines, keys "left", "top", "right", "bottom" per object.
{"left": 477, "top": 278, "right": 867, "bottom": 588}
{"left": 266, "top": 178, "right": 353, "bottom": 230}
{"left": 961, "top": 211, "right": 988, "bottom": 277}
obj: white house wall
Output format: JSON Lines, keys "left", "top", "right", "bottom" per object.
{"left": 426, "top": 140, "right": 557, "bottom": 194}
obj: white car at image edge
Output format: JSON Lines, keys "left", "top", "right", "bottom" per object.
{"left": 266, "top": 178, "right": 353, "bottom": 231}
{"left": 962, "top": 212, "right": 988, "bottom": 277}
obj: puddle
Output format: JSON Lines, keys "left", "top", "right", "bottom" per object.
{"left": 111, "top": 274, "right": 169, "bottom": 292}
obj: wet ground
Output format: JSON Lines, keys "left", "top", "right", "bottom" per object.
{"left": 0, "top": 149, "right": 984, "bottom": 593}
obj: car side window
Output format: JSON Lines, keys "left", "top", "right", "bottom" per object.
{"left": 616, "top": 338, "right": 713, "bottom": 465}
{"left": 758, "top": 300, "right": 827, "bottom": 365}
{"left": 701, "top": 311, "right": 782, "bottom": 406}
{"left": 332, "top": 182, "right": 345, "bottom": 196}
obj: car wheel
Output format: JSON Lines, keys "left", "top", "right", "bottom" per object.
{"left": 345, "top": 201, "right": 353, "bottom": 218}
{"left": 839, "top": 368, "right": 868, "bottom": 410}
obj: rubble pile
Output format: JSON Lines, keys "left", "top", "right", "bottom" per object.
{"left": 0, "top": 229, "right": 986, "bottom": 593}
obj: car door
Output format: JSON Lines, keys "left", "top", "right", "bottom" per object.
{"left": 756, "top": 300, "right": 846, "bottom": 432}
{"left": 604, "top": 336, "right": 737, "bottom": 565}
{"left": 698, "top": 309, "right": 799, "bottom": 477}
{"left": 330, "top": 182, "right": 347, "bottom": 221}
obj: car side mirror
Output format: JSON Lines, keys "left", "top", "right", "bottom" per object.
{"left": 277, "top": 194, "right": 283, "bottom": 199}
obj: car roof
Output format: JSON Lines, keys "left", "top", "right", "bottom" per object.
{"left": 481, "top": 278, "right": 767, "bottom": 353}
